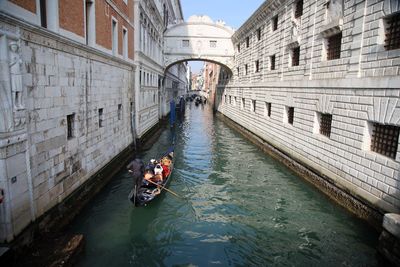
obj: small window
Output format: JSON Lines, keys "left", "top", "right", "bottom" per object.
{"left": 229, "top": 95, "right": 232, "bottom": 105}
{"left": 327, "top": 32, "right": 342, "bottom": 60}
{"left": 255, "top": 60, "right": 260, "bottom": 73}
{"left": 237, "top": 43, "right": 241, "bottom": 53}
{"left": 118, "top": 104, "right": 122, "bottom": 120}
{"left": 122, "top": 28, "right": 128, "bottom": 59}
{"left": 237, "top": 67, "right": 240, "bottom": 77}
{"left": 67, "top": 114, "right": 75, "bottom": 139}
{"left": 384, "top": 13, "right": 400, "bottom": 50}
{"left": 245, "top": 64, "right": 248, "bottom": 75}
{"left": 234, "top": 96, "right": 237, "bottom": 106}
{"left": 272, "top": 16, "right": 278, "bottom": 31}
{"left": 371, "top": 123, "right": 400, "bottom": 159}
{"left": 319, "top": 113, "right": 332, "bottom": 137}
{"left": 112, "top": 19, "right": 118, "bottom": 55}
{"left": 224, "top": 95, "right": 227, "bottom": 104}
{"left": 210, "top": 40, "right": 217, "bottom": 48}
{"left": 294, "top": 0, "right": 303, "bottom": 19}
{"left": 99, "top": 108, "right": 104, "bottom": 127}
{"left": 39, "top": 0, "right": 47, "bottom": 28}
{"left": 246, "top": 37, "right": 250, "bottom": 48}
{"left": 252, "top": 100, "right": 256, "bottom": 113}
{"left": 287, "top": 107, "right": 294, "bottom": 125}
{"left": 257, "top": 28, "right": 262, "bottom": 41}
{"left": 265, "top": 102, "right": 271, "bottom": 117}
{"left": 291, "top": 46, "right": 300, "bottom": 66}
{"left": 241, "top": 98, "right": 245, "bottom": 110}
{"left": 270, "top": 55, "right": 276, "bottom": 70}
{"left": 182, "top": 40, "right": 189, "bottom": 47}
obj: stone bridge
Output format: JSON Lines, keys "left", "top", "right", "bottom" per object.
{"left": 164, "top": 15, "right": 235, "bottom": 72}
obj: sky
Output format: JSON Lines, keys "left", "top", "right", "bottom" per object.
{"left": 180, "top": 0, "right": 265, "bottom": 73}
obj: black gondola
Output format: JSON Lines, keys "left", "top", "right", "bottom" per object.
{"left": 128, "top": 148, "right": 174, "bottom": 206}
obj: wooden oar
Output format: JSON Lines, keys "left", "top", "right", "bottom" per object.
{"left": 145, "top": 179, "right": 182, "bottom": 199}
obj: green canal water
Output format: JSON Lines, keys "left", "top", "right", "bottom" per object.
{"left": 68, "top": 104, "right": 380, "bottom": 266}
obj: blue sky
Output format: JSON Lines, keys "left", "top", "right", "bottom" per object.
{"left": 181, "top": 0, "right": 265, "bottom": 73}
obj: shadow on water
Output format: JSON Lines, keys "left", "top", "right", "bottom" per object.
{"left": 68, "top": 103, "right": 380, "bottom": 267}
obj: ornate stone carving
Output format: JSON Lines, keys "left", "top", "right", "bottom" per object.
{"left": 9, "top": 41, "right": 24, "bottom": 110}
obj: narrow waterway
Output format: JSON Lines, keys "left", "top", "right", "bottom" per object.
{"left": 68, "top": 104, "right": 379, "bottom": 267}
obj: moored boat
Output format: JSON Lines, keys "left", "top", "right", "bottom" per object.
{"left": 127, "top": 148, "right": 174, "bottom": 206}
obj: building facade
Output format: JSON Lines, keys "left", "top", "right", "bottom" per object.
{"left": 216, "top": 0, "right": 400, "bottom": 216}
{"left": 133, "top": 0, "right": 188, "bottom": 137}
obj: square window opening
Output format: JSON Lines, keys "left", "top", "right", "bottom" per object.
{"left": 67, "top": 113, "right": 75, "bottom": 139}
{"left": 370, "top": 123, "right": 400, "bottom": 159}
{"left": 385, "top": 13, "right": 400, "bottom": 50}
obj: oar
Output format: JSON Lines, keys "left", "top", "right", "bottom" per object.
{"left": 145, "top": 179, "right": 182, "bottom": 199}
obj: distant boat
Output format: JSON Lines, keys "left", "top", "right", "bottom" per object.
{"left": 128, "top": 148, "right": 174, "bottom": 206}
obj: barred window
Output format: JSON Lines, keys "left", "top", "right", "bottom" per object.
{"left": 272, "top": 16, "right": 278, "bottom": 31}
{"left": 67, "top": 114, "right": 75, "bottom": 139}
{"left": 182, "top": 40, "right": 189, "bottom": 47}
{"left": 327, "top": 32, "right": 342, "bottom": 60}
{"left": 270, "top": 55, "right": 276, "bottom": 70}
{"left": 371, "top": 123, "right": 399, "bottom": 159}
{"left": 287, "top": 107, "right": 294, "bottom": 124}
{"left": 237, "top": 43, "right": 241, "bottom": 53}
{"left": 237, "top": 67, "right": 240, "bottom": 77}
{"left": 295, "top": 0, "right": 303, "bottom": 19}
{"left": 252, "top": 100, "right": 256, "bottom": 113}
{"left": 257, "top": 28, "right": 262, "bottom": 41}
{"left": 99, "top": 108, "right": 104, "bottom": 127}
{"left": 241, "top": 98, "right": 245, "bottom": 110}
{"left": 385, "top": 13, "right": 400, "bottom": 50}
{"left": 118, "top": 104, "right": 122, "bottom": 120}
{"left": 292, "top": 46, "right": 300, "bottom": 66}
{"left": 319, "top": 113, "right": 332, "bottom": 137}
{"left": 265, "top": 102, "right": 271, "bottom": 117}
{"left": 246, "top": 36, "right": 250, "bottom": 48}
{"left": 229, "top": 95, "right": 232, "bottom": 105}
{"left": 255, "top": 60, "right": 260, "bottom": 73}
{"left": 245, "top": 64, "right": 248, "bottom": 75}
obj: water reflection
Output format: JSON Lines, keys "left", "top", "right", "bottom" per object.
{"left": 69, "top": 103, "right": 379, "bottom": 267}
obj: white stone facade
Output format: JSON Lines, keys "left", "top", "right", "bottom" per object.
{"left": 0, "top": 16, "right": 134, "bottom": 242}
{"left": 133, "top": 0, "right": 188, "bottom": 137}
{"left": 217, "top": 0, "right": 400, "bottom": 214}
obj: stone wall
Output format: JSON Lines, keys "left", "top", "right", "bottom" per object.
{"left": 217, "top": 0, "right": 400, "bottom": 215}
{"left": 0, "top": 15, "right": 135, "bottom": 242}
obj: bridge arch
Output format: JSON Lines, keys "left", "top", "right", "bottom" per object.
{"left": 164, "top": 15, "right": 235, "bottom": 71}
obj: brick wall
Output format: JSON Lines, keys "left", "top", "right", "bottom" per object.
{"left": 9, "top": 0, "right": 35, "bottom": 13}
{"left": 59, "top": 0, "right": 85, "bottom": 38}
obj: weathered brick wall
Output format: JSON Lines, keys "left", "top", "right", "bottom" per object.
{"left": 220, "top": 0, "right": 400, "bottom": 214}
{"left": 9, "top": 0, "right": 35, "bottom": 13}
{"left": 59, "top": 0, "right": 85, "bottom": 38}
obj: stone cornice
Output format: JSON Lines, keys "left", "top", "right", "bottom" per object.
{"left": 0, "top": 12, "right": 135, "bottom": 70}
{"left": 232, "top": 0, "right": 286, "bottom": 42}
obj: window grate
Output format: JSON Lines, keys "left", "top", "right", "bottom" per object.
{"left": 272, "top": 16, "right": 278, "bottom": 31}
{"left": 295, "top": 0, "right": 303, "bottom": 18}
{"left": 288, "top": 107, "right": 294, "bottom": 124}
{"left": 266, "top": 102, "right": 271, "bottom": 117}
{"left": 252, "top": 100, "right": 256, "bottom": 112}
{"left": 246, "top": 37, "right": 250, "bottom": 48}
{"left": 292, "top": 47, "right": 300, "bottom": 66}
{"left": 255, "top": 60, "right": 260, "bottom": 72}
{"left": 270, "top": 55, "right": 276, "bottom": 70}
{"left": 371, "top": 123, "right": 399, "bottom": 159}
{"left": 245, "top": 64, "right": 248, "bottom": 75}
{"left": 385, "top": 13, "right": 400, "bottom": 50}
{"left": 320, "top": 113, "right": 332, "bottom": 137}
{"left": 327, "top": 32, "right": 342, "bottom": 60}
{"left": 67, "top": 114, "right": 75, "bottom": 139}
{"left": 257, "top": 28, "right": 262, "bottom": 41}
{"left": 99, "top": 108, "right": 104, "bottom": 128}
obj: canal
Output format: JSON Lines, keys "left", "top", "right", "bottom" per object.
{"left": 68, "top": 104, "right": 379, "bottom": 266}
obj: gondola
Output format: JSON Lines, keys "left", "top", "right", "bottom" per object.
{"left": 127, "top": 148, "right": 174, "bottom": 206}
